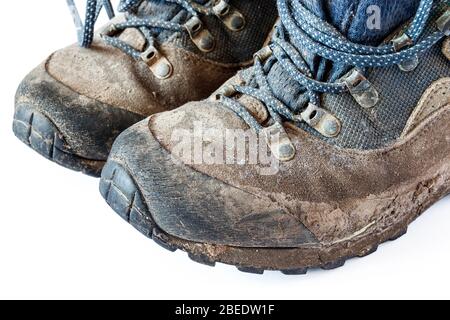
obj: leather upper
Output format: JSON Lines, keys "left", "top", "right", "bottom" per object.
{"left": 46, "top": 40, "right": 240, "bottom": 116}
{"left": 146, "top": 78, "right": 450, "bottom": 243}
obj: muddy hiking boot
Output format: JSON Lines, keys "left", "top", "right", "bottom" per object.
{"left": 12, "top": 0, "right": 278, "bottom": 177}
{"left": 101, "top": 0, "right": 450, "bottom": 274}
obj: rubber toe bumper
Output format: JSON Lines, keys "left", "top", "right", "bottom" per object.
{"left": 14, "top": 62, "right": 144, "bottom": 176}
{"left": 13, "top": 104, "right": 105, "bottom": 177}
{"left": 101, "top": 119, "right": 318, "bottom": 248}
{"left": 99, "top": 119, "right": 416, "bottom": 274}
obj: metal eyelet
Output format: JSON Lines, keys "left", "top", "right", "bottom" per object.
{"left": 341, "top": 69, "right": 380, "bottom": 109}
{"left": 211, "top": 85, "right": 237, "bottom": 101}
{"left": 140, "top": 46, "right": 173, "bottom": 80}
{"left": 262, "top": 122, "right": 296, "bottom": 162}
{"left": 184, "top": 16, "right": 215, "bottom": 53}
{"left": 437, "top": 8, "right": 450, "bottom": 36}
{"left": 254, "top": 46, "right": 273, "bottom": 62}
{"left": 392, "top": 33, "right": 419, "bottom": 72}
{"left": 295, "top": 103, "right": 341, "bottom": 138}
{"left": 213, "top": 0, "right": 246, "bottom": 32}
{"left": 99, "top": 14, "right": 127, "bottom": 37}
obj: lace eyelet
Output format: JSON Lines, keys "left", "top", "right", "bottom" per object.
{"left": 392, "top": 33, "right": 419, "bottom": 72}
{"left": 262, "top": 123, "right": 296, "bottom": 162}
{"left": 437, "top": 8, "right": 450, "bottom": 36}
{"left": 211, "top": 85, "right": 237, "bottom": 101}
{"left": 140, "top": 46, "right": 173, "bottom": 80}
{"left": 99, "top": 14, "right": 127, "bottom": 37}
{"left": 254, "top": 46, "right": 273, "bottom": 62}
{"left": 213, "top": 0, "right": 246, "bottom": 32}
{"left": 184, "top": 16, "right": 215, "bottom": 53}
{"left": 341, "top": 69, "right": 380, "bottom": 109}
{"left": 296, "top": 104, "right": 341, "bottom": 138}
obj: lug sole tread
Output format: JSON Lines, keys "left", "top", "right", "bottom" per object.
{"left": 13, "top": 105, "right": 105, "bottom": 177}
{"left": 99, "top": 161, "right": 417, "bottom": 275}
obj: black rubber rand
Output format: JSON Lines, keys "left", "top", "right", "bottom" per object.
{"left": 13, "top": 104, "right": 105, "bottom": 177}
{"left": 99, "top": 160, "right": 409, "bottom": 275}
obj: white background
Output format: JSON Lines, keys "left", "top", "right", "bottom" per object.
{"left": 0, "top": 1, "right": 450, "bottom": 300}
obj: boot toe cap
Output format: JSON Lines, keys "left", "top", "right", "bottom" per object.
{"left": 14, "top": 61, "right": 144, "bottom": 162}
{"left": 102, "top": 118, "right": 319, "bottom": 248}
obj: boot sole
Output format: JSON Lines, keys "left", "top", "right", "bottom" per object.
{"left": 99, "top": 160, "right": 450, "bottom": 275}
{"left": 13, "top": 104, "right": 105, "bottom": 177}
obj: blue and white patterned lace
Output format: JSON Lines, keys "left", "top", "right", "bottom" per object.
{"left": 67, "top": 0, "right": 115, "bottom": 48}
{"left": 220, "top": 0, "right": 448, "bottom": 133}
{"left": 66, "top": 0, "right": 220, "bottom": 57}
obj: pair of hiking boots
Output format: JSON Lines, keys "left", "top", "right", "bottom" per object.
{"left": 13, "top": 0, "right": 450, "bottom": 274}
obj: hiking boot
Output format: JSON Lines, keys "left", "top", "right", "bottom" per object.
{"left": 100, "top": 0, "right": 450, "bottom": 273}
{"left": 13, "top": 0, "right": 278, "bottom": 176}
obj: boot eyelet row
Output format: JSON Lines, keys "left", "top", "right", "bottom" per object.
{"left": 142, "top": 13, "right": 221, "bottom": 78}
{"left": 267, "top": 7, "right": 450, "bottom": 162}
{"left": 261, "top": 103, "right": 342, "bottom": 162}
{"left": 184, "top": 2, "right": 247, "bottom": 53}
{"left": 144, "top": 1, "right": 248, "bottom": 69}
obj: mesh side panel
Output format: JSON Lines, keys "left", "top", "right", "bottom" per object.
{"left": 166, "top": 0, "right": 279, "bottom": 64}
{"left": 322, "top": 41, "right": 450, "bottom": 150}
{"left": 270, "top": 42, "right": 450, "bottom": 150}
{"left": 264, "top": 2, "right": 450, "bottom": 150}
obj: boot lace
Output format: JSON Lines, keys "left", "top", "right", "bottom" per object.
{"left": 216, "top": 0, "right": 449, "bottom": 160}
{"left": 66, "top": 0, "right": 229, "bottom": 56}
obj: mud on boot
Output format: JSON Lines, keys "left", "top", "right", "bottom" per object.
{"left": 13, "top": 0, "right": 278, "bottom": 176}
{"left": 100, "top": 0, "right": 450, "bottom": 273}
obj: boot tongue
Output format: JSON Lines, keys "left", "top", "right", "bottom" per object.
{"left": 322, "top": 0, "right": 421, "bottom": 45}
{"left": 264, "top": 0, "right": 421, "bottom": 109}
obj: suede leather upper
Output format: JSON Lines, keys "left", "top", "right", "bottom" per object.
{"left": 106, "top": 95, "right": 450, "bottom": 245}
{"left": 15, "top": 62, "right": 144, "bottom": 160}
{"left": 149, "top": 84, "right": 450, "bottom": 204}
{"left": 15, "top": 0, "right": 279, "bottom": 160}
{"left": 110, "top": 1, "right": 450, "bottom": 246}
{"left": 46, "top": 40, "right": 240, "bottom": 116}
